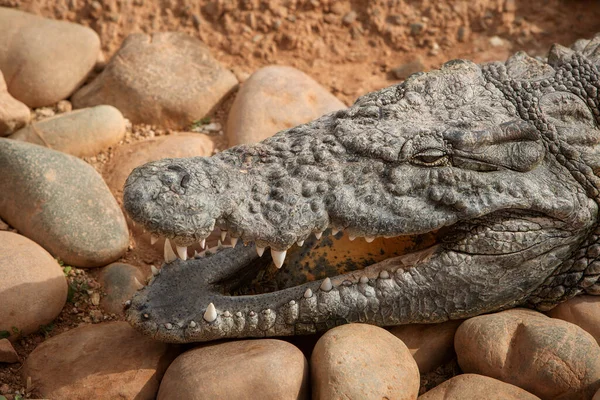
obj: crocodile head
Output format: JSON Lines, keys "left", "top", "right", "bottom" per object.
{"left": 123, "top": 39, "right": 600, "bottom": 343}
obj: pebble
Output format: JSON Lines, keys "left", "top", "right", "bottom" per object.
{"left": 72, "top": 32, "right": 238, "bottom": 129}
{"left": 342, "top": 11, "right": 357, "bottom": 25}
{"left": 311, "top": 323, "right": 419, "bottom": 400}
{"left": 547, "top": 295, "right": 600, "bottom": 344}
{"left": 10, "top": 105, "right": 126, "bottom": 157}
{"left": 0, "top": 7, "right": 100, "bottom": 107}
{"left": 0, "top": 339, "right": 20, "bottom": 363}
{"left": 391, "top": 59, "right": 426, "bottom": 80}
{"left": 98, "top": 262, "right": 146, "bottom": 315}
{"left": 22, "top": 322, "right": 179, "bottom": 400}
{"left": 158, "top": 339, "right": 309, "bottom": 400}
{"left": 389, "top": 320, "right": 462, "bottom": 373}
{"left": 418, "top": 374, "right": 540, "bottom": 400}
{"left": 226, "top": 65, "right": 346, "bottom": 145}
{"left": 0, "top": 69, "right": 29, "bottom": 136}
{"left": 0, "top": 231, "right": 67, "bottom": 340}
{"left": 0, "top": 139, "right": 129, "bottom": 267}
{"left": 455, "top": 308, "right": 600, "bottom": 400}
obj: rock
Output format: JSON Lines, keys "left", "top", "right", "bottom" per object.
{"left": 0, "top": 139, "right": 129, "bottom": 267}
{"left": 547, "top": 295, "right": 600, "bottom": 345}
{"left": 0, "top": 7, "right": 100, "bottom": 107}
{"left": 72, "top": 32, "right": 237, "bottom": 129}
{"left": 104, "top": 133, "right": 214, "bottom": 197}
{"left": 158, "top": 339, "right": 309, "bottom": 400}
{"left": 311, "top": 323, "right": 419, "bottom": 400}
{"left": 595, "top": 388, "right": 600, "bottom": 400}
{"left": 342, "top": 11, "right": 357, "bottom": 25}
{"left": 22, "top": 322, "right": 179, "bottom": 400}
{"left": 455, "top": 309, "right": 600, "bottom": 400}
{"left": 226, "top": 65, "right": 346, "bottom": 146}
{"left": 389, "top": 320, "right": 462, "bottom": 373}
{"left": 0, "top": 231, "right": 67, "bottom": 340}
{"left": 0, "top": 339, "right": 19, "bottom": 363}
{"left": 10, "top": 105, "right": 125, "bottom": 157}
{"left": 98, "top": 262, "right": 146, "bottom": 315}
{"left": 0, "top": 70, "right": 29, "bottom": 136}
{"left": 418, "top": 374, "right": 540, "bottom": 400}
{"left": 391, "top": 59, "right": 426, "bottom": 80}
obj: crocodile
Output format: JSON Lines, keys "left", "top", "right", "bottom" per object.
{"left": 123, "top": 36, "right": 600, "bottom": 343}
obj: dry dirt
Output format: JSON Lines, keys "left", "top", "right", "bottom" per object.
{"left": 2, "top": 0, "right": 600, "bottom": 398}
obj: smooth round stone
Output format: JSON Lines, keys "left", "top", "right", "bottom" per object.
{"left": 311, "top": 323, "right": 419, "bottom": 400}
{"left": 0, "top": 7, "right": 100, "bottom": 107}
{"left": 72, "top": 32, "right": 237, "bottom": 129}
{"left": 227, "top": 65, "right": 346, "bottom": 145}
{"left": 0, "top": 69, "right": 29, "bottom": 136}
{"left": 547, "top": 295, "right": 600, "bottom": 345}
{"left": 158, "top": 339, "right": 309, "bottom": 400}
{"left": 98, "top": 262, "right": 146, "bottom": 315}
{"left": 0, "top": 231, "right": 67, "bottom": 340}
{"left": 418, "top": 374, "right": 540, "bottom": 400}
{"left": 0, "top": 139, "right": 129, "bottom": 267}
{"left": 389, "top": 319, "right": 462, "bottom": 373}
{"left": 455, "top": 309, "right": 600, "bottom": 400}
{"left": 10, "top": 105, "right": 126, "bottom": 157}
{"left": 104, "top": 133, "right": 214, "bottom": 197}
{"left": 23, "top": 322, "right": 179, "bottom": 400}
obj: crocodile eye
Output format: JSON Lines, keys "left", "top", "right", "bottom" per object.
{"left": 412, "top": 149, "right": 448, "bottom": 166}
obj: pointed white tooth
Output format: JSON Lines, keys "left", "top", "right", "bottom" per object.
{"left": 271, "top": 249, "right": 287, "bottom": 269}
{"left": 203, "top": 303, "right": 217, "bottom": 323}
{"left": 365, "top": 236, "right": 375, "bottom": 243}
{"left": 151, "top": 265, "right": 160, "bottom": 276}
{"left": 349, "top": 235, "right": 356, "bottom": 241}
{"left": 256, "top": 245, "right": 265, "bottom": 257}
{"left": 379, "top": 270, "right": 390, "bottom": 279}
{"left": 315, "top": 231, "right": 323, "bottom": 239}
{"left": 320, "top": 277, "right": 333, "bottom": 292}
{"left": 231, "top": 237, "right": 238, "bottom": 247}
{"left": 150, "top": 234, "right": 159, "bottom": 245}
{"left": 194, "top": 250, "right": 201, "bottom": 258}
{"left": 331, "top": 228, "right": 340, "bottom": 235}
{"left": 359, "top": 276, "right": 369, "bottom": 284}
{"left": 221, "top": 230, "right": 227, "bottom": 241}
{"left": 199, "top": 238, "right": 206, "bottom": 249}
{"left": 189, "top": 320, "right": 197, "bottom": 328}
{"left": 176, "top": 245, "right": 188, "bottom": 260}
{"left": 303, "top": 288, "right": 313, "bottom": 298}
{"left": 296, "top": 240, "right": 304, "bottom": 247}
{"left": 164, "top": 239, "right": 177, "bottom": 263}
{"left": 217, "top": 239, "right": 223, "bottom": 248}
{"left": 134, "top": 277, "right": 145, "bottom": 290}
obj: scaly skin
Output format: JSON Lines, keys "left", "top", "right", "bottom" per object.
{"left": 123, "top": 36, "right": 600, "bottom": 343}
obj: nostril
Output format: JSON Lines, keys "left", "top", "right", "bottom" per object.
{"left": 181, "top": 173, "right": 190, "bottom": 188}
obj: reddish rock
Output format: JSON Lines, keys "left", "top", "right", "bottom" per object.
{"left": 547, "top": 295, "right": 600, "bottom": 345}
{"left": 0, "top": 339, "right": 19, "bottom": 363}
{"left": 418, "top": 374, "right": 540, "bottom": 400}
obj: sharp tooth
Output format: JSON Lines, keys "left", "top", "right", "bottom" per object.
{"left": 349, "top": 235, "right": 356, "bottom": 241}
{"left": 379, "top": 270, "right": 390, "bottom": 279}
{"left": 164, "top": 239, "right": 177, "bottom": 263}
{"left": 151, "top": 265, "right": 160, "bottom": 276}
{"left": 231, "top": 237, "right": 238, "bottom": 247}
{"left": 331, "top": 228, "right": 340, "bottom": 235}
{"left": 365, "top": 236, "right": 375, "bottom": 243}
{"left": 134, "top": 277, "right": 144, "bottom": 290}
{"left": 199, "top": 238, "right": 206, "bottom": 249}
{"left": 359, "top": 276, "right": 369, "bottom": 284}
{"left": 297, "top": 240, "right": 304, "bottom": 247}
{"left": 221, "top": 230, "right": 227, "bottom": 241}
{"left": 203, "top": 303, "right": 217, "bottom": 323}
{"left": 150, "top": 234, "right": 159, "bottom": 245}
{"left": 217, "top": 239, "right": 223, "bottom": 249}
{"left": 256, "top": 245, "right": 265, "bottom": 257}
{"left": 176, "top": 246, "right": 188, "bottom": 260}
{"left": 304, "top": 288, "right": 313, "bottom": 298}
{"left": 189, "top": 320, "right": 197, "bottom": 328}
{"left": 271, "top": 249, "right": 287, "bottom": 269}
{"left": 315, "top": 231, "right": 323, "bottom": 239}
{"left": 320, "top": 277, "right": 333, "bottom": 292}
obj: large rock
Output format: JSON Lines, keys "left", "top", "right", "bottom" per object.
{"left": 226, "top": 65, "right": 346, "bottom": 145}
{"left": 72, "top": 32, "right": 237, "bottom": 128}
{"left": 104, "top": 133, "right": 214, "bottom": 197}
{"left": 547, "top": 295, "right": 600, "bottom": 345}
{"left": 0, "top": 139, "right": 129, "bottom": 267}
{"left": 390, "top": 320, "right": 462, "bottom": 373}
{"left": 0, "top": 7, "right": 100, "bottom": 107}
{"left": 98, "top": 262, "right": 146, "bottom": 315}
{"left": 0, "top": 69, "right": 29, "bottom": 136}
{"left": 311, "top": 323, "right": 419, "bottom": 400}
{"left": 0, "top": 231, "right": 67, "bottom": 340}
{"left": 418, "top": 374, "right": 540, "bottom": 400}
{"left": 455, "top": 309, "right": 600, "bottom": 400}
{"left": 10, "top": 105, "right": 125, "bottom": 157}
{"left": 22, "top": 322, "right": 179, "bottom": 400}
{"left": 158, "top": 339, "right": 309, "bottom": 400}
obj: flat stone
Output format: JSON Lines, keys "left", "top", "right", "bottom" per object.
{"left": 0, "top": 231, "right": 67, "bottom": 340}
{"left": 418, "top": 374, "right": 540, "bottom": 400}
{"left": 98, "top": 262, "right": 146, "bottom": 315}
{"left": 0, "top": 339, "right": 19, "bottom": 363}
{"left": 10, "top": 105, "right": 125, "bottom": 157}
{"left": 0, "top": 139, "right": 129, "bottom": 267}
{"left": 311, "top": 323, "right": 419, "bottom": 400}
{"left": 0, "top": 70, "right": 29, "bottom": 136}
{"left": 455, "top": 308, "right": 600, "bottom": 400}
{"left": 0, "top": 7, "right": 100, "bottom": 107}
{"left": 547, "top": 295, "right": 600, "bottom": 345}
{"left": 226, "top": 65, "right": 346, "bottom": 145}
{"left": 104, "top": 133, "right": 214, "bottom": 198}
{"left": 22, "top": 321, "right": 179, "bottom": 400}
{"left": 389, "top": 319, "right": 462, "bottom": 373}
{"left": 158, "top": 339, "right": 309, "bottom": 400}
{"left": 72, "top": 32, "right": 237, "bottom": 128}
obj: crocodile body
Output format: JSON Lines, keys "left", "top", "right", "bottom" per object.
{"left": 123, "top": 36, "right": 600, "bottom": 343}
